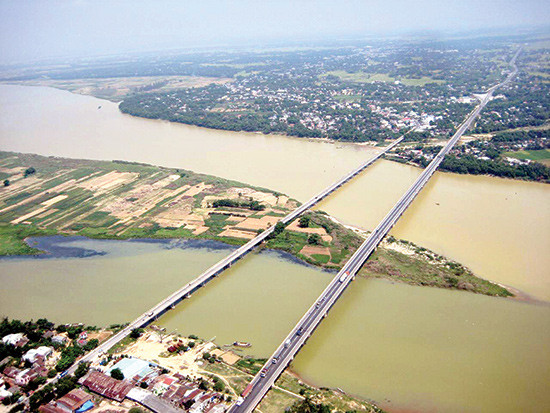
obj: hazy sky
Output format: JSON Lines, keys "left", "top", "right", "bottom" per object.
{"left": 1, "top": 0, "right": 548, "bottom": 64}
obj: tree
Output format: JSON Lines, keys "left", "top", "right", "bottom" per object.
{"left": 298, "top": 216, "right": 310, "bottom": 228}
{"left": 198, "top": 379, "right": 208, "bottom": 391}
{"left": 308, "top": 234, "right": 322, "bottom": 245}
{"left": 3, "top": 179, "right": 9, "bottom": 187}
{"left": 270, "top": 222, "right": 286, "bottom": 239}
{"left": 288, "top": 397, "right": 332, "bottom": 413}
{"left": 24, "top": 167, "right": 35, "bottom": 177}
{"left": 130, "top": 328, "right": 143, "bottom": 339}
{"left": 213, "top": 380, "right": 225, "bottom": 392}
{"left": 55, "top": 376, "right": 77, "bottom": 397}
{"left": 66, "top": 325, "right": 83, "bottom": 339}
{"left": 110, "top": 368, "right": 124, "bottom": 380}
{"left": 83, "top": 339, "right": 99, "bottom": 351}
{"left": 74, "top": 362, "right": 90, "bottom": 379}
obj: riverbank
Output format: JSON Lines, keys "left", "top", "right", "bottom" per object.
{"left": 0, "top": 151, "right": 513, "bottom": 299}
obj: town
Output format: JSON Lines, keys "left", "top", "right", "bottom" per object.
{"left": 0, "top": 318, "right": 381, "bottom": 413}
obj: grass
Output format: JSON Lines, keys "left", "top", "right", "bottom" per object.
{"left": 311, "top": 254, "right": 330, "bottom": 264}
{"left": 322, "top": 70, "right": 444, "bottom": 86}
{"left": 204, "top": 214, "right": 230, "bottom": 235}
{"left": 235, "top": 358, "right": 267, "bottom": 376}
{"left": 0, "top": 224, "right": 55, "bottom": 255}
{"left": 205, "top": 356, "right": 382, "bottom": 412}
{"left": 360, "top": 242, "right": 512, "bottom": 297}
{"left": 0, "top": 150, "right": 514, "bottom": 299}
{"left": 265, "top": 231, "right": 308, "bottom": 255}
{"left": 503, "top": 149, "right": 550, "bottom": 165}
{"left": 526, "top": 39, "right": 550, "bottom": 50}
{"left": 323, "top": 70, "right": 394, "bottom": 83}
{"left": 107, "top": 335, "right": 136, "bottom": 354}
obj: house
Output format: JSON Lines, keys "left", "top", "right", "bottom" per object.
{"left": 108, "top": 358, "right": 156, "bottom": 382}
{"left": 2, "top": 333, "right": 26, "bottom": 346}
{"left": 182, "top": 389, "right": 202, "bottom": 404}
{"left": 15, "top": 369, "right": 38, "bottom": 386}
{"left": 39, "top": 404, "right": 65, "bottom": 413}
{"left": 0, "top": 387, "right": 13, "bottom": 402}
{"left": 204, "top": 404, "right": 226, "bottom": 413}
{"left": 42, "top": 331, "right": 55, "bottom": 340}
{"left": 153, "top": 376, "right": 177, "bottom": 395}
{"left": 52, "top": 335, "right": 68, "bottom": 345}
{"left": 55, "top": 388, "right": 93, "bottom": 412}
{"left": 190, "top": 393, "right": 213, "bottom": 413}
{"left": 76, "top": 339, "right": 88, "bottom": 347}
{"left": 2, "top": 366, "right": 21, "bottom": 379}
{"left": 81, "top": 370, "right": 133, "bottom": 402}
{"left": 23, "top": 346, "right": 53, "bottom": 364}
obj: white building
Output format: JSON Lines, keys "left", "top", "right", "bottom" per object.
{"left": 52, "top": 335, "right": 68, "bottom": 344}
{"left": 2, "top": 333, "right": 24, "bottom": 346}
{"left": 22, "top": 346, "right": 53, "bottom": 363}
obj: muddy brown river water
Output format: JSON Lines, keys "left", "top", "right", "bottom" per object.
{"left": 1, "top": 85, "right": 549, "bottom": 412}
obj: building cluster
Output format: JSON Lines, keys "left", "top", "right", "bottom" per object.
{"left": 39, "top": 388, "right": 94, "bottom": 413}
{"left": 1, "top": 333, "right": 57, "bottom": 403}
{"left": 132, "top": 42, "right": 506, "bottom": 142}
{"left": 75, "top": 357, "right": 226, "bottom": 413}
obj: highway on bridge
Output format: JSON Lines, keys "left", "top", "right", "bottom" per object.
{"left": 59, "top": 136, "right": 404, "bottom": 377}
{"left": 230, "top": 49, "right": 520, "bottom": 413}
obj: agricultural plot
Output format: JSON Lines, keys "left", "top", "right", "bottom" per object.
{"left": 0, "top": 151, "right": 357, "bottom": 268}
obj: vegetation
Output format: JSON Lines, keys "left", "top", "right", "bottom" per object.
{"left": 287, "top": 398, "right": 331, "bottom": 413}
{"left": 206, "top": 356, "right": 383, "bottom": 413}
{"left": 360, "top": 239, "right": 512, "bottom": 297}
{"left": 23, "top": 167, "right": 35, "bottom": 178}
{"left": 130, "top": 328, "right": 144, "bottom": 339}
{"left": 0, "top": 317, "right": 108, "bottom": 411}
{"left": 212, "top": 198, "right": 265, "bottom": 211}
{"left": 0, "top": 152, "right": 514, "bottom": 297}
{"left": 110, "top": 367, "right": 124, "bottom": 380}
{"left": 0, "top": 224, "right": 54, "bottom": 256}
{"left": 392, "top": 127, "right": 550, "bottom": 182}
{"left": 298, "top": 216, "right": 310, "bottom": 228}
{"left": 56, "top": 344, "right": 84, "bottom": 371}
{"left": 440, "top": 154, "right": 550, "bottom": 181}
{"left": 28, "top": 376, "right": 78, "bottom": 411}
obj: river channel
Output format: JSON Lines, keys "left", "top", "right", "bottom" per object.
{"left": 1, "top": 85, "right": 549, "bottom": 412}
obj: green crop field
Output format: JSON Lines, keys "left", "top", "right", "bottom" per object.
{"left": 504, "top": 149, "right": 550, "bottom": 165}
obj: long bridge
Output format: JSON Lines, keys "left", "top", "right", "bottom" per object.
{"left": 63, "top": 136, "right": 404, "bottom": 374}
{"left": 230, "top": 49, "right": 520, "bottom": 413}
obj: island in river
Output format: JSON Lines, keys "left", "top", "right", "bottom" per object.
{"left": 0, "top": 151, "right": 512, "bottom": 298}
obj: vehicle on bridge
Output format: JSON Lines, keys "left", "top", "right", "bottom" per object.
{"left": 339, "top": 271, "right": 350, "bottom": 282}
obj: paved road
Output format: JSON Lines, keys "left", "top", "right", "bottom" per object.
{"left": 59, "top": 137, "right": 404, "bottom": 377}
{"left": 230, "top": 49, "right": 520, "bottom": 413}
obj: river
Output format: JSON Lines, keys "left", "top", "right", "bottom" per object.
{"left": 1, "top": 84, "right": 548, "bottom": 300}
{"left": 1, "top": 84, "right": 549, "bottom": 412}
